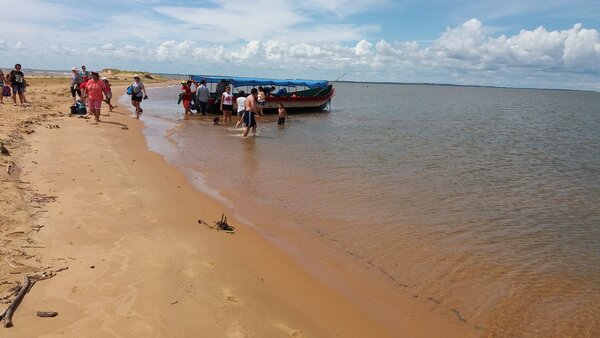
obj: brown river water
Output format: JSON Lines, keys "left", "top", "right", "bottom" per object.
{"left": 123, "top": 82, "right": 600, "bottom": 337}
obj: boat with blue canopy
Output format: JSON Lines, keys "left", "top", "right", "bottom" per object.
{"left": 188, "top": 75, "right": 335, "bottom": 114}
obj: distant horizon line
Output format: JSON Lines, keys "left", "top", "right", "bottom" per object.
{"left": 16, "top": 67, "right": 598, "bottom": 94}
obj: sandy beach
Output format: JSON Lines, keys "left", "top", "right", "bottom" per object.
{"left": 0, "top": 75, "right": 472, "bottom": 337}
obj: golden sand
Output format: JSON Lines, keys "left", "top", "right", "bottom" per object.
{"left": 0, "top": 76, "right": 469, "bottom": 337}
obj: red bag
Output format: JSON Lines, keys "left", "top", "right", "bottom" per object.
{"left": 2, "top": 85, "right": 10, "bottom": 97}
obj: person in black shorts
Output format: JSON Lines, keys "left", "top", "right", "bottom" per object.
{"left": 242, "top": 88, "right": 260, "bottom": 137}
{"left": 277, "top": 103, "right": 288, "bottom": 126}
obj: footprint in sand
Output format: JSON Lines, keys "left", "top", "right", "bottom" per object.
{"left": 226, "top": 295, "right": 240, "bottom": 304}
{"left": 202, "top": 261, "right": 215, "bottom": 269}
{"left": 271, "top": 322, "right": 305, "bottom": 337}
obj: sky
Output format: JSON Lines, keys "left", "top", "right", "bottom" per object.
{"left": 2, "top": 0, "right": 600, "bottom": 90}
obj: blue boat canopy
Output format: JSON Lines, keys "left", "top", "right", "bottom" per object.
{"left": 189, "top": 75, "right": 329, "bottom": 89}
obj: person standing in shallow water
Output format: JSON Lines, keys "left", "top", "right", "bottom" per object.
{"left": 220, "top": 85, "right": 234, "bottom": 124}
{"left": 196, "top": 79, "right": 209, "bottom": 115}
{"left": 277, "top": 103, "right": 288, "bottom": 126}
{"left": 181, "top": 80, "right": 196, "bottom": 117}
{"left": 242, "top": 88, "right": 260, "bottom": 137}
{"left": 130, "top": 74, "right": 148, "bottom": 119}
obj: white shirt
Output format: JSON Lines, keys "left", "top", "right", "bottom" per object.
{"left": 236, "top": 96, "right": 246, "bottom": 113}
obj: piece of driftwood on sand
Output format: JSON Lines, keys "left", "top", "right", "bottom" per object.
{"left": 0, "top": 275, "right": 31, "bottom": 328}
{"left": 198, "top": 213, "right": 235, "bottom": 233}
{"left": 36, "top": 311, "right": 58, "bottom": 317}
{"left": 0, "top": 267, "right": 69, "bottom": 328}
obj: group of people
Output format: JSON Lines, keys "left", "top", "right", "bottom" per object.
{"left": 70, "top": 65, "right": 117, "bottom": 122}
{"left": 0, "top": 64, "right": 30, "bottom": 107}
{"left": 179, "top": 79, "right": 288, "bottom": 136}
{"left": 70, "top": 66, "right": 149, "bottom": 121}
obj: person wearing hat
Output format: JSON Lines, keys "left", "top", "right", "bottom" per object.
{"left": 83, "top": 71, "right": 109, "bottom": 122}
{"left": 70, "top": 67, "right": 82, "bottom": 105}
{"left": 130, "top": 74, "right": 148, "bottom": 119}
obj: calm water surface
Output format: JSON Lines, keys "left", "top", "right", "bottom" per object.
{"left": 123, "top": 82, "right": 600, "bottom": 337}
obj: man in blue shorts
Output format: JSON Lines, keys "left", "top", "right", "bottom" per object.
{"left": 242, "top": 88, "right": 260, "bottom": 137}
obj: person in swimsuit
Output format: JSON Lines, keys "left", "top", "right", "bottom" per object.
{"left": 242, "top": 88, "right": 260, "bottom": 137}
{"left": 277, "top": 103, "right": 288, "bottom": 126}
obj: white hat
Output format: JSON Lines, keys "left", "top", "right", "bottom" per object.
{"left": 101, "top": 77, "right": 107, "bottom": 81}
{"left": 133, "top": 74, "right": 140, "bottom": 78}
{"left": 71, "top": 66, "right": 78, "bottom": 71}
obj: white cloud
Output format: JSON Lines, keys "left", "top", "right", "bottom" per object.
{"left": 297, "top": 0, "right": 391, "bottom": 18}
{"left": 0, "top": 0, "right": 597, "bottom": 90}
{"left": 102, "top": 43, "right": 116, "bottom": 51}
{"left": 50, "top": 44, "right": 80, "bottom": 55}
{"left": 355, "top": 40, "right": 373, "bottom": 56}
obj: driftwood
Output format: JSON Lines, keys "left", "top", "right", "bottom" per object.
{"left": 0, "top": 267, "right": 68, "bottom": 328}
{"left": 36, "top": 311, "right": 58, "bottom": 318}
{"left": 198, "top": 214, "right": 235, "bottom": 233}
{"left": 0, "top": 275, "right": 31, "bottom": 327}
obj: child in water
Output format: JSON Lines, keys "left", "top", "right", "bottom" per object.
{"left": 277, "top": 103, "right": 288, "bottom": 126}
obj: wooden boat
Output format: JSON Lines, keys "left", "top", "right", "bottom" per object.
{"left": 189, "top": 75, "right": 335, "bottom": 114}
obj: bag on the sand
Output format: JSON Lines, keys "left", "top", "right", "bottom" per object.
{"left": 70, "top": 105, "right": 77, "bottom": 114}
{"left": 76, "top": 101, "right": 87, "bottom": 114}
{"left": 2, "top": 86, "right": 10, "bottom": 97}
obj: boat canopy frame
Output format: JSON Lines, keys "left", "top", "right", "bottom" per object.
{"left": 189, "top": 75, "right": 329, "bottom": 89}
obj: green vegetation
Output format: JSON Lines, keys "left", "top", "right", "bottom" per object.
{"left": 102, "top": 68, "right": 150, "bottom": 75}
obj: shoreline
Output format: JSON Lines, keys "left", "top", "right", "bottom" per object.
{"left": 0, "top": 76, "right": 469, "bottom": 337}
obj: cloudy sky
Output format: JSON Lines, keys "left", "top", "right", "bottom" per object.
{"left": 2, "top": 0, "right": 600, "bottom": 90}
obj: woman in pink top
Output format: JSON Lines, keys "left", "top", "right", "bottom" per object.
{"left": 83, "top": 71, "right": 109, "bottom": 122}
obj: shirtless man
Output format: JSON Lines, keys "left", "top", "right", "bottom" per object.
{"left": 242, "top": 88, "right": 260, "bottom": 137}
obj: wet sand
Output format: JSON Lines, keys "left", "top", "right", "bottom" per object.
{"left": 0, "top": 76, "right": 470, "bottom": 337}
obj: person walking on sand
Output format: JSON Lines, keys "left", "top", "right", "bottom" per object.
{"left": 80, "top": 65, "right": 91, "bottom": 79}
{"left": 220, "top": 85, "right": 234, "bottom": 124}
{"left": 102, "top": 77, "right": 117, "bottom": 112}
{"left": 0, "top": 68, "right": 7, "bottom": 104}
{"left": 83, "top": 71, "right": 109, "bottom": 122}
{"left": 8, "top": 64, "right": 29, "bottom": 107}
{"left": 70, "top": 67, "right": 82, "bottom": 105}
{"left": 277, "top": 103, "right": 288, "bottom": 126}
{"left": 130, "top": 74, "right": 148, "bottom": 119}
{"left": 242, "top": 88, "right": 260, "bottom": 137}
{"left": 196, "top": 79, "right": 209, "bottom": 115}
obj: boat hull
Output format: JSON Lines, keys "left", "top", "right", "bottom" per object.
{"left": 261, "top": 91, "right": 334, "bottom": 114}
